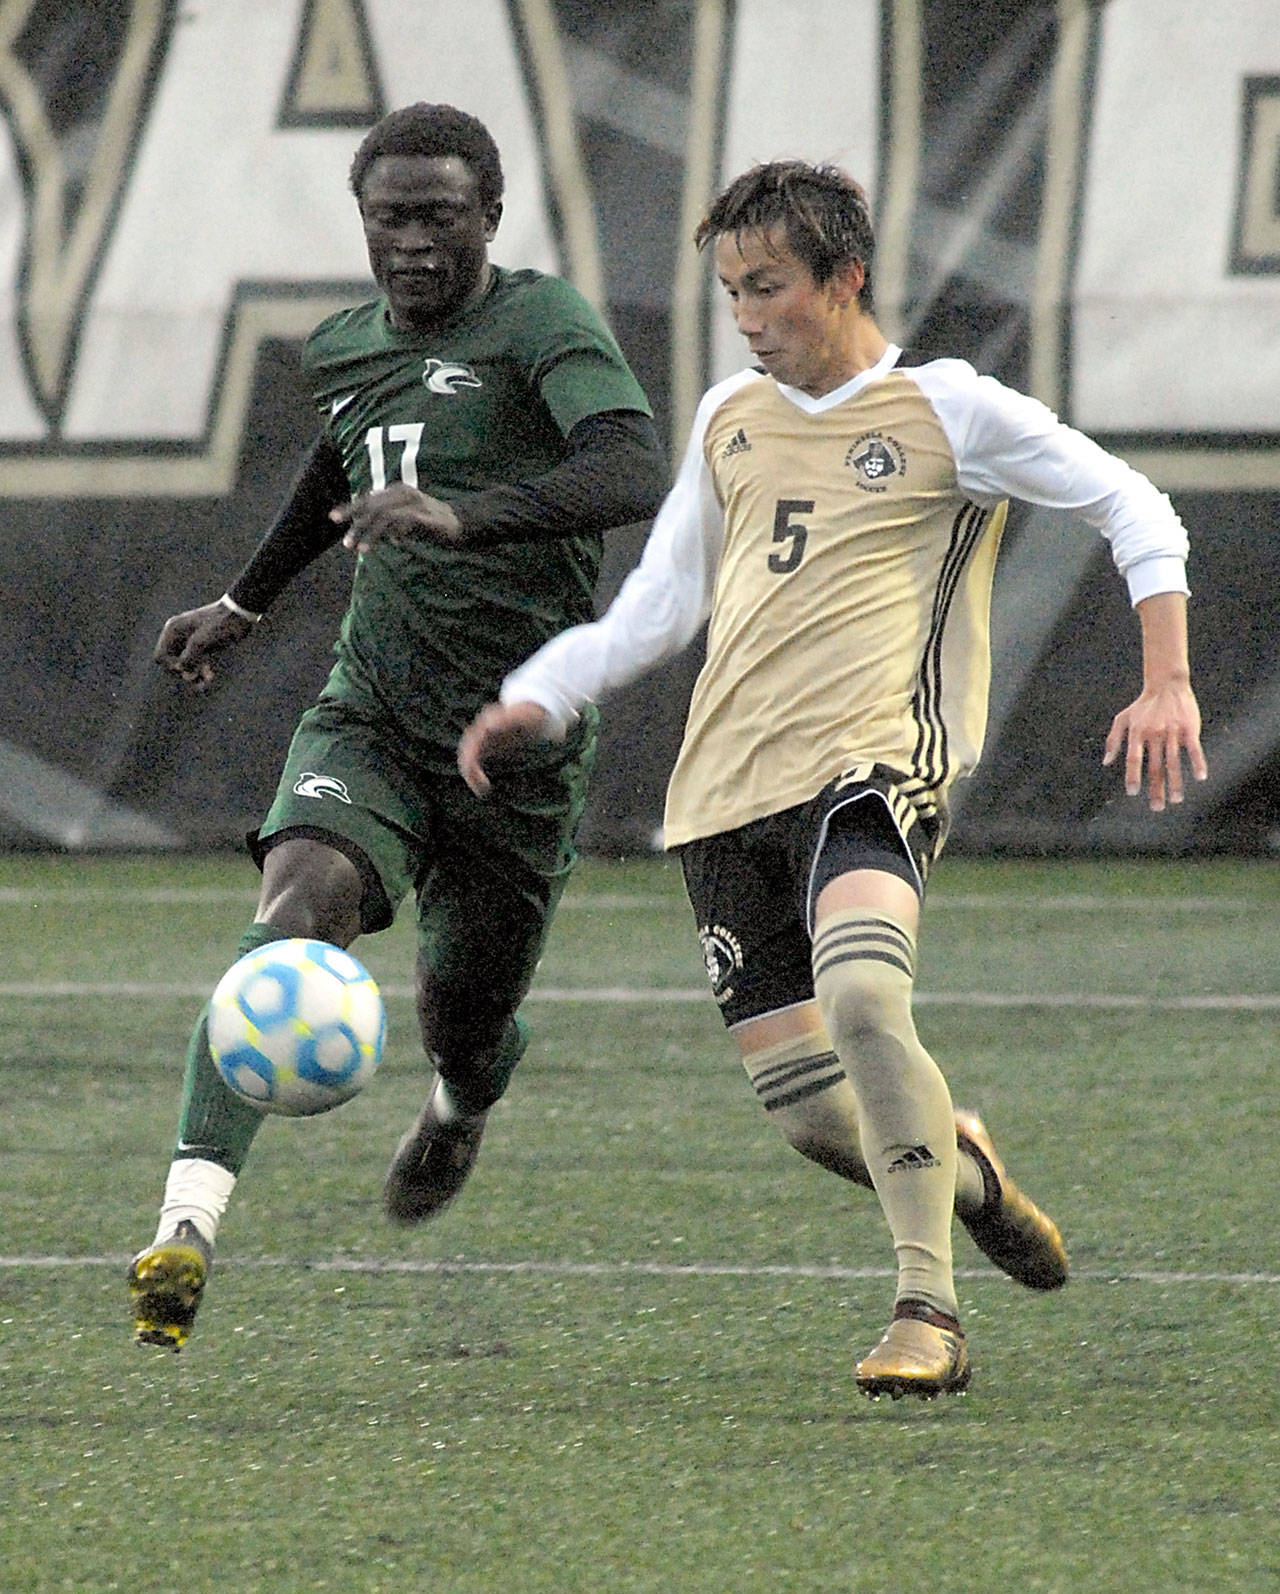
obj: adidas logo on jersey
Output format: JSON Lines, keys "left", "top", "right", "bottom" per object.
{"left": 721, "top": 427, "right": 752, "bottom": 458}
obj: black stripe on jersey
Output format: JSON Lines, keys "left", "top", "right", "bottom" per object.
{"left": 911, "top": 501, "right": 987, "bottom": 786}
{"left": 910, "top": 502, "right": 992, "bottom": 790}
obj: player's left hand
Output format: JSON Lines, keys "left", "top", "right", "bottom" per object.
{"left": 1103, "top": 678, "right": 1207, "bottom": 812}
{"left": 332, "top": 483, "right": 462, "bottom": 552}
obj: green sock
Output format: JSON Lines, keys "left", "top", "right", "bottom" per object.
{"left": 443, "top": 1014, "right": 529, "bottom": 1116}
{"left": 171, "top": 923, "right": 281, "bottom": 1174}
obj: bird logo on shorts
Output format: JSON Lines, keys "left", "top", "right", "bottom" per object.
{"left": 292, "top": 773, "right": 352, "bottom": 803}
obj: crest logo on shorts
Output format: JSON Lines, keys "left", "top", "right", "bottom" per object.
{"left": 698, "top": 923, "right": 744, "bottom": 1007}
{"left": 293, "top": 772, "right": 352, "bottom": 803}
{"left": 845, "top": 432, "right": 906, "bottom": 492}
{"left": 422, "top": 359, "right": 483, "bottom": 395}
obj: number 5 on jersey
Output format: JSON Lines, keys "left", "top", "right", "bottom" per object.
{"left": 768, "top": 498, "right": 813, "bottom": 573}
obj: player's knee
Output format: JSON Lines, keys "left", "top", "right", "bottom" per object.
{"left": 811, "top": 910, "right": 916, "bottom": 1052}
{"left": 256, "top": 837, "right": 363, "bottom": 944}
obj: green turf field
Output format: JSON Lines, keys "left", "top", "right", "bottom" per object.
{"left": 1, "top": 850, "right": 1277, "bottom": 1592}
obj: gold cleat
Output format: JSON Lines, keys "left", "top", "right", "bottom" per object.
{"left": 955, "top": 1109, "right": 1069, "bottom": 1291}
{"left": 856, "top": 1299, "right": 971, "bottom": 1400}
{"left": 128, "top": 1220, "right": 212, "bottom": 1351}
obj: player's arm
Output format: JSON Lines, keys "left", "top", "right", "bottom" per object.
{"left": 1102, "top": 588, "right": 1204, "bottom": 810}
{"left": 334, "top": 408, "right": 667, "bottom": 553}
{"left": 154, "top": 434, "right": 349, "bottom": 688}
{"left": 459, "top": 389, "right": 728, "bottom": 794}
{"left": 932, "top": 366, "right": 1208, "bottom": 811}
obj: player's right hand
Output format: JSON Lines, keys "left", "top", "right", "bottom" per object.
{"left": 153, "top": 600, "right": 254, "bottom": 690}
{"left": 457, "top": 700, "right": 553, "bottom": 796}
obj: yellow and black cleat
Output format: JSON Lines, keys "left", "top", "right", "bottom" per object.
{"left": 128, "top": 1221, "right": 212, "bottom": 1351}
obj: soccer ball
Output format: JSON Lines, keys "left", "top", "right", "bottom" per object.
{"left": 207, "top": 939, "right": 385, "bottom": 1116}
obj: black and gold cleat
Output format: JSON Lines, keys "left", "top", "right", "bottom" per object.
{"left": 128, "top": 1220, "right": 212, "bottom": 1351}
{"left": 856, "top": 1299, "right": 971, "bottom": 1400}
{"left": 955, "top": 1109, "right": 1069, "bottom": 1291}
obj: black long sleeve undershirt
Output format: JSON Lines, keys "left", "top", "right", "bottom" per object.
{"left": 447, "top": 408, "right": 667, "bottom": 547}
{"left": 226, "top": 408, "right": 668, "bottom": 617}
{"left": 226, "top": 434, "right": 350, "bottom": 615}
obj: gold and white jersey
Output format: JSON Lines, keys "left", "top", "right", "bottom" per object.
{"left": 502, "top": 346, "right": 1189, "bottom": 848}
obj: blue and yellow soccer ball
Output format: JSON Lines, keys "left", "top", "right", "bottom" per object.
{"left": 207, "top": 939, "right": 385, "bottom": 1116}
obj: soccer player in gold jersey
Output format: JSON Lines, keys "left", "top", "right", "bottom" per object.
{"left": 456, "top": 161, "right": 1207, "bottom": 1398}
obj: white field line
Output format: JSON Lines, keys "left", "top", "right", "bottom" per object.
{"left": 2, "top": 1254, "right": 1277, "bottom": 1286}
{"left": 0, "top": 887, "right": 1265, "bottom": 913}
{"left": 3, "top": 979, "right": 1280, "bottom": 1010}
{"left": 0, "top": 888, "right": 681, "bottom": 908}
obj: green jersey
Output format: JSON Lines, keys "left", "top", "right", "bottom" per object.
{"left": 302, "top": 266, "right": 651, "bottom": 760}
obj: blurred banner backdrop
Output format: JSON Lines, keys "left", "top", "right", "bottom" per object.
{"left": 2, "top": 0, "right": 1277, "bottom": 855}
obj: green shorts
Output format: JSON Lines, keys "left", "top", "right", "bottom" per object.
{"left": 250, "top": 698, "right": 594, "bottom": 1001}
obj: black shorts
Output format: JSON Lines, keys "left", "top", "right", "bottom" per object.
{"left": 678, "top": 765, "right": 942, "bottom": 1028}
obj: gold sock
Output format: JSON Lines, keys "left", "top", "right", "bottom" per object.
{"left": 743, "top": 1030, "right": 873, "bottom": 1187}
{"left": 812, "top": 909, "right": 958, "bottom": 1317}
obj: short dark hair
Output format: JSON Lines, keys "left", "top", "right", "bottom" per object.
{"left": 695, "top": 160, "right": 875, "bottom": 309}
{"left": 349, "top": 103, "right": 504, "bottom": 208}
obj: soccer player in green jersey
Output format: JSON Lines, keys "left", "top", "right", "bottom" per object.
{"left": 128, "top": 104, "right": 666, "bottom": 1350}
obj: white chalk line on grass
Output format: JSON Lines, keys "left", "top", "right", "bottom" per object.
{"left": 2, "top": 1255, "right": 1276, "bottom": 1287}
{"left": 0, "top": 887, "right": 1267, "bottom": 914}
{"left": 4, "top": 979, "right": 1280, "bottom": 1011}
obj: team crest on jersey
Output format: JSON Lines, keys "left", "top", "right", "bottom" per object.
{"left": 698, "top": 923, "right": 744, "bottom": 1007}
{"left": 293, "top": 772, "right": 353, "bottom": 803}
{"left": 845, "top": 432, "right": 906, "bottom": 492}
{"left": 422, "top": 359, "right": 483, "bottom": 395}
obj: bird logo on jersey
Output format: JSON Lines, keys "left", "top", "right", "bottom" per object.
{"left": 422, "top": 359, "right": 483, "bottom": 395}
{"left": 846, "top": 433, "right": 906, "bottom": 492}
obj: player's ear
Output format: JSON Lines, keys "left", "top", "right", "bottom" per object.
{"left": 833, "top": 258, "right": 865, "bottom": 308}
{"left": 484, "top": 200, "right": 503, "bottom": 240}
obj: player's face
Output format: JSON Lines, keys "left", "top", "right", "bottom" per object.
{"left": 359, "top": 154, "right": 501, "bottom": 334}
{"left": 715, "top": 226, "right": 860, "bottom": 397}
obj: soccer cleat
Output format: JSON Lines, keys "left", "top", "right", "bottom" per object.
{"left": 955, "top": 1109, "right": 1069, "bottom": 1291}
{"left": 382, "top": 1075, "right": 487, "bottom": 1225}
{"left": 856, "top": 1299, "right": 971, "bottom": 1399}
{"left": 128, "top": 1220, "right": 213, "bottom": 1351}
